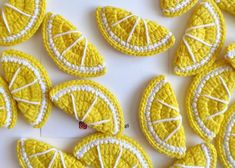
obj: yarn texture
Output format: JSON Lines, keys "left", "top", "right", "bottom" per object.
{"left": 216, "top": 0, "right": 235, "bottom": 15}
{"left": 225, "top": 43, "right": 235, "bottom": 68}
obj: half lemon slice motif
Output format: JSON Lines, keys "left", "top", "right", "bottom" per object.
{"left": 174, "top": 0, "right": 225, "bottom": 76}
{"left": 216, "top": 0, "right": 235, "bottom": 15}
{"left": 50, "top": 80, "right": 124, "bottom": 135}
{"left": 96, "top": 6, "right": 175, "bottom": 56}
{"left": 139, "top": 75, "right": 186, "bottom": 158}
{"left": 0, "top": 50, "right": 52, "bottom": 128}
{"left": 42, "top": 12, "right": 106, "bottom": 78}
{"left": 73, "top": 133, "right": 153, "bottom": 168}
{"left": 225, "top": 43, "right": 235, "bottom": 68}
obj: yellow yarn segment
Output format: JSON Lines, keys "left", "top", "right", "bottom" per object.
{"left": 42, "top": 12, "right": 106, "bottom": 78}
{"left": 139, "top": 75, "right": 186, "bottom": 159}
{"left": 225, "top": 43, "right": 235, "bottom": 68}
{"left": 215, "top": 0, "right": 235, "bottom": 15}
{"left": 0, "top": 50, "right": 52, "bottom": 128}
{"left": 73, "top": 133, "right": 153, "bottom": 168}
{"left": 173, "top": 0, "right": 225, "bottom": 76}
{"left": 49, "top": 80, "right": 124, "bottom": 135}
{"left": 96, "top": 6, "right": 175, "bottom": 56}
{"left": 0, "top": 0, "right": 46, "bottom": 46}
{"left": 17, "top": 138, "right": 85, "bottom": 168}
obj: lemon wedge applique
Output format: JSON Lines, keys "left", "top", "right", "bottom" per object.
{"left": 73, "top": 133, "right": 153, "bottom": 168}
{"left": 225, "top": 43, "right": 235, "bottom": 68}
{"left": 17, "top": 138, "right": 85, "bottom": 168}
{"left": 0, "top": 0, "right": 46, "bottom": 46}
{"left": 42, "top": 12, "right": 106, "bottom": 78}
{"left": 96, "top": 6, "right": 175, "bottom": 56}
{"left": 0, "top": 50, "right": 52, "bottom": 128}
{"left": 215, "top": 0, "right": 235, "bottom": 15}
{"left": 174, "top": 0, "right": 225, "bottom": 76}
{"left": 50, "top": 80, "right": 124, "bottom": 135}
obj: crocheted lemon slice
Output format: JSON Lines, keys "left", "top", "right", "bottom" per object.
{"left": 96, "top": 6, "right": 175, "bottom": 56}
{"left": 186, "top": 62, "right": 235, "bottom": 142}
{"left": 216, "top": 0, "right": 235, "bottom": 15}
{"left": 0, "top": 77, "right": 17, "bottom": 128}
{"left": 139, "top": 75, "right": 186, "bottom": 158}
{"left": 0, "top": 50, "right": 52, "bottom": 128}
{"left": 50, "top": 80, "right": 124, "bottom": 135}
{"left": 174, "top": 0, "right": 225, "bottom": 76}
{"left": 73, "top": 133, "right": 153, "bottom": 168}
{"left": 17, "top": 138, "right": 85, "bottom": 168}
{"left": 42, "top": 13, "right": 106, "bottom": 78}
{"left": 0, "top": 0, "right": 46, "bottom": 46}
{"left": 171, "top": 143, "right": 217, "bottom": 168}
{"left": 225, "top": 43, "right": 235, "bottom": 68}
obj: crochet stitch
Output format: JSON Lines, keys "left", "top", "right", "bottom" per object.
{"left": 225, "top": 43, "right": 235, "bottom": 68}
{"left": 216, "top": 0, "right": 235, "bottom": 15}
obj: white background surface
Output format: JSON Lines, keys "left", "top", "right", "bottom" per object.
{"left": 0, "top": 0, "right": 235, "bottom": 167}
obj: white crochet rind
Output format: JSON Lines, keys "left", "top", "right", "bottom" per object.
{"left": 162, "top": 0, "right": 193, "bottom": 13}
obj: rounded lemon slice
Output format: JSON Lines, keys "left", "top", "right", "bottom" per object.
{"left": 42, "top": 12, "right": 106, "bottom": 78}
{"left": 174, "top": 0, "right": 225, "bottom": 76}
{"left": 0, "top": 0, "right": 46, "bottom": 46}
{"left": 0, "top": 50, "right": 52, "bottom": 128}
{"left": 50, "top": 80, "right": 124, "bottom": 135}
{"left": 225, "top": 43, "right": 235, "bottom": 68}
{"left": 73, "top": 133, "right": 153, "bottom": 168}
{"left": 17, "top": 138, "right": 85, "bottom": 168}
{"left": 96, "top": 6, "right": 175, "bottom": 56}
{"left": 215, "top": 0, "right": 235, "bottom": 15}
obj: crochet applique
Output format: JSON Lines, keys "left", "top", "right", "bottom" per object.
{"left": 73, "top": 133, "right": 153, "bottom": 168}
{"left": 139, "top": 75, "right": 186, "bottom": 158}
{"left": 215, "top": 0, "right": 235, "bottom": 15}
{"left": 225, "top": 43, "right": 235, "bottom": 68}
{"left": 0, "top": 0, "right": 46, "bottom": 46}
{"left": 174, "top": 0, "right": 225, "bottom": 76}
{"left": 96, "top": 6, "right": 175, "bottom": 56}
{"left": 186, "top": 61, "right": 235, "bottom": 141}
{"left": 42, "top": 12, "right": 106, "bottom": 78}
{"left": 49, "top": 80, "right": 124, "bottom": 135}
{"left": 0, "top": 50, "right": 52, "bottom": 128}
{"left": 17, "top": 138, "right": 85, "bottom": 168}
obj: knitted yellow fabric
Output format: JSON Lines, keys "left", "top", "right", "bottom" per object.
{"left": 49, "top": 80, "right": 124, "bottom": 135}
{"left": 73, "top": 133, "right": 153, "bottom": 168}
{"left": 42, "top": 12, "right": 106, "bottom": 78}
{"left": 216, "top": 0, "right": 235, "bottom": 15}
{"left": 0, "top": 0, "right": 46, "bottom": 46}
{"left": 0, "top": 76, "right": 17, "bottom": 129}
{"left": 186, "top": 61, "right": 235, "bottom": 142}
{"left": 225, "top": 43, "right": 235, "bottom": 68}
{"left": 173, "top": 0, "right": 225, "bottom": 76}
{"left": 0, "top": 50, "right": 52, "bottom": 128}
{"left": 96, "top": 6, "right": 175, "bottom": 56}
{"left": 171, "top": 143, "right": 217, "bottom": 168}
{"left": 139, "top": 75, "right": 186, "bottom": 159}
{"left": 17, "top": 138, "right": 85, "bottom": 168}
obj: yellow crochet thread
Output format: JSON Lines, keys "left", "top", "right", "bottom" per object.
{"left": 96, "top": 6, "right": 175, "bottom": 56}
{"left": 17, "top": 138, "right": 85, "bottom": 168}
{"left": 0, "top": 0, "right": 46, "bottom": 46}
{"left": 49, "top": 80, "right": 124, "bottom": 135}
{"left": 216, "top": 0, "right": 235, "bottom": 15}
{"left": 0, "top": 50, "right": 52, "bottom": 128}
{"left": 225, "top": 43, "right": 235, "bottom": 68}
{"left": 171, "top": 143, "right": 217, "bottom": 168}
{"left": 42, "top": 12, "right": 106, "bottom": 78}
{"left": 186, "top": 61, "right": 235, "bottom": 142}
{"left": 173, "top": 0, "right": 225, "bottom": 76}
{"left": 73, "top": 133, "right": 153, "bottom": 168}
{"left": 139, "top": 75, "right": 186, "bottom": 159}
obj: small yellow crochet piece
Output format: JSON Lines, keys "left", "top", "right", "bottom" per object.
{"left": 96, "top": 6, "right": 175, "bottom": 56}
{"left": 174, "top": 0, "right": 225, "bottom": 76}
{"left": 42, "top": 12, "right": 106, "bottom": 78}
{"left": 225, "top": 43, "right": 235, "bottom": 68}
{"left": 49, "top": 80, "right": 124, "bottom": 135}
{"left": 0, "top": 77, "right": 17, "bottom": 128}
{"left": 0, "top": 0, "right": 46, "bottom": 46}
{"left": 139, "top": 75, "right": 186, "bottom": 158}
{"left": 215, "top": 0, "right": 235, "bottom": 15}
{"left": 0, "top": 50, "right": 52, "bottom": 128}
{"left": 73, "top": 133, "right": 153, "bottom": 168}
{"left": 171, "top": 143, "right": 217, "bottom": 168}
{"left": 17, "top": 138, "right": 85, "bottom": 168}
{"left": 186, "top": 61, "right": 235, "bottom": 142}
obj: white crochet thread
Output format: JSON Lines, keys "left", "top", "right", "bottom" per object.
{"left": 162, "top": 0, "right": 192, "bottom": 13}
{"left": 0, "top": 87, "right": 12, "bottom": 128}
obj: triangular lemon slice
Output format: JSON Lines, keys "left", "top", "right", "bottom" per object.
{"left": 42, "top": 12, "right": 106, "bottom": 78}
{"left": 186, "top": 61, "right": 235, "bottom": 141}
{"left": 73, "top": 133, "right": 153, "bottom": 168}
{"left": 17, "top": 138, "right": 85, "bottom": 168}
{"left": 49, "top": 80, "right": 124, "bottom": 135}
{"left": 215, "top": 0, "right": 235, "bottom": 15}
{"left": 225, "top": 43, "right": 235, "bottom": 68}
{"left": 174, "top": 0, "right": 225, "bottom": 76}
{"left": 96, "top": 6, "right": 175, "bottom": 56}
{"left": 0, "top": 0, "right": 46, "bottom": 46}
{"left": 139, "top": 75, "right": 186, "bottom": 158}
{"left": 0, "top": 50, "right": 52, "bottom": 128}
